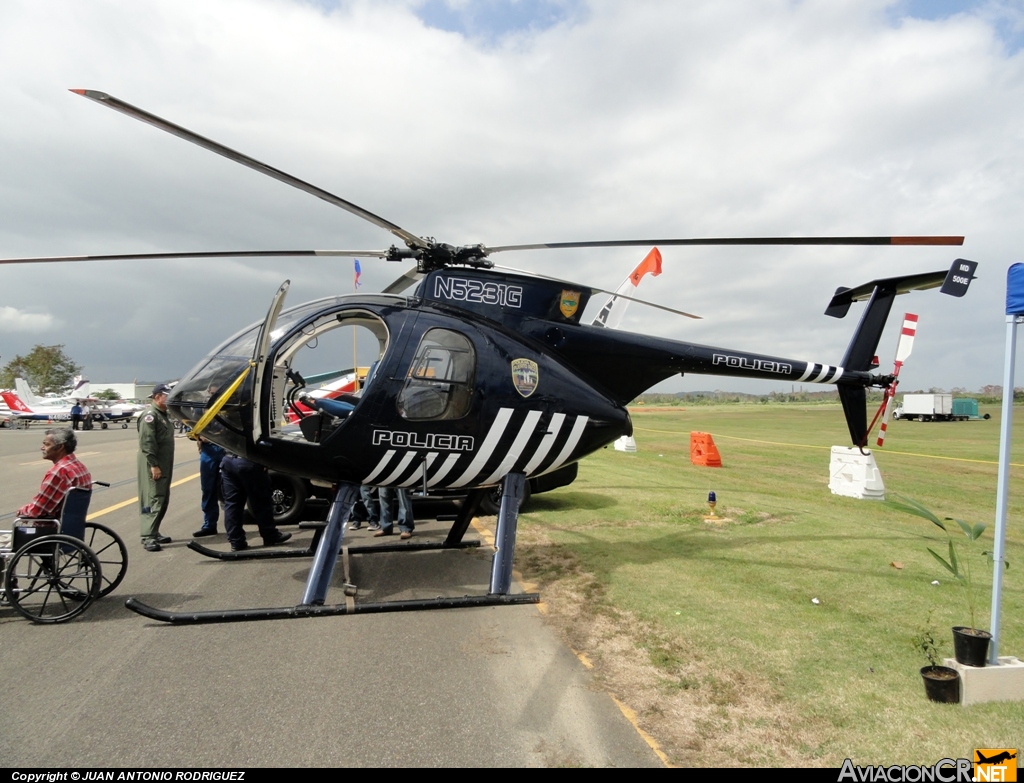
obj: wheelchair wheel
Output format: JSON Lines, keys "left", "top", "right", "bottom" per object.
{"left": 4, "top": 535, "right": 101, "bottom": 623}
{"left": 81, "top": 522, "right": 128, "bottom": 597}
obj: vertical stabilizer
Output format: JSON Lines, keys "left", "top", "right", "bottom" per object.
{"left": 14, "top": 378, "right": 39, "bottom": 407}
{"left": 827, "top": 260, "right": 976, "bottom": 447}
{"left": 1, "top": 391, "right": 34, "bottom": 414}
{"left": 70, "top": 375, "right": 91, "bottom": 399}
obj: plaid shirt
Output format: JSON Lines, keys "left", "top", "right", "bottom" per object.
{"left": 17, "top": 453, "right": 92, "bottom": 519}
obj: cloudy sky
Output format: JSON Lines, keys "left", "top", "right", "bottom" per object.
{"left": 1, "top": 0, "right": 1022, "bottom": 395}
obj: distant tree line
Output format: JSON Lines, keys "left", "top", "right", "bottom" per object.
{"left": 0, "top": 344, "right": 81, "bottom": 394}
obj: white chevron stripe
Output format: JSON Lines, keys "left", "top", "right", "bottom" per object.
{"left": 826, "top": 367, "right": 845, "bottom": 383}
{"left": 380, "top": 450, "right": 417, "bottom": 486}
{"left": 481, "top": 410, "right": 543, "bottom": 485}
{"left": 427, "top": 452, "right": 461, "bottom": 488}
{"left": 796, "top": 362, "right": 814, "bottom": 382}
{"left": 448, "top": 408, "right": 515, "bottom": 488}
{"left": 544, "top": 415, "right": 589, "bottom": 474}
{"left": 399, "top": 452, "right": 437, "bottom": 488}
{"left": 362, "top": 449, "right": 396, "bottom": 484}
{"left": 522, "top": 412, "right": 566, "bottom": 476}
{"left": 812, "top": 364, "right": 832, "bottom": 383}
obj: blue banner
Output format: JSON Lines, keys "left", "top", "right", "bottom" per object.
{"left": 1007, "top": 263, "right": 1024, "bottom": 315}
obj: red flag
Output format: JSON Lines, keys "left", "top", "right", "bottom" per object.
{"left": 629, "top": 247, "right": 662, "bottom": 286}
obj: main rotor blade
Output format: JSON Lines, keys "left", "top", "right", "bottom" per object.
{"left": 381, "top": 267, "right": 424, "bottom": 295}
{"left": 484, "top": 236, "right": 965, "bottom": 254}
{"left": 0, "top": 249, "right": 390, "bottom": 265}
{"left": 491, "top": 264, "right": 701, "bottom": 319}
{"left": 69, "top": 89, "right": 429, "bottom": 250}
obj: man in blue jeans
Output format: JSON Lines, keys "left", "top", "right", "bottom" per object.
{"left": 373, "top": 486, "right": 414, "bottom": 539}
{"left": 193, "top": 435, "right": 224, "bottom": 537}
{"left": 221, "top": 453, "right": 292, "bottom": 552}
{"left": 351, "top": 485, "right": 382, "bottom": 531}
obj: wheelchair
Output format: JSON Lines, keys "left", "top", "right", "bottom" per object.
{"left": 0, "top": 483, "right": 128, "bottom": 623}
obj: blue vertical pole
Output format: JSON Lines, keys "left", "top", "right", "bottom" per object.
{"left": 989, "top": 314, "right": 1019, "bottom": 663}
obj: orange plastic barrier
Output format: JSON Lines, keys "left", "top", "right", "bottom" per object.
{"left": 690, "top": 431, "right": 723, "bottom": 467}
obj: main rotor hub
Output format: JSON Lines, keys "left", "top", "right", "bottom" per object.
{"left": 388, "top": 241, "right": 493, "bottom": 273}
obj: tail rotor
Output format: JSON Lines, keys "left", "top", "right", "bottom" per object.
{"left": 873, "top": 313, "right": 918, "bottom": 447}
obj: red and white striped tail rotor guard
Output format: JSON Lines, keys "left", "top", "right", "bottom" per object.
{"left": 875, "top": 313, "right": 918, "bottom": 447}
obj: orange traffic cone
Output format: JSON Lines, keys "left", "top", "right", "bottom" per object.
{"left": 690, "top": 432, "right": 723, "bottom": 467}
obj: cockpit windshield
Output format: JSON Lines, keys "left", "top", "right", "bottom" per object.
{"left": 176, "top": 297, "right": 360, "bottom": 394}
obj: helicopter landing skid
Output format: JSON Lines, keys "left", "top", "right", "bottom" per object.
{"left": 123, "top": 592, "right": 540, "bottom": 625}
{"left": 124, "top": 475, "right": 536, "bottom": 625}
{"left": 186, "top": 538, "right": 482, "bottom": 561}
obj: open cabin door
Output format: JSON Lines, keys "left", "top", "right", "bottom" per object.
{"left": 251, "top": 280, "right": 290, "bottom": 443}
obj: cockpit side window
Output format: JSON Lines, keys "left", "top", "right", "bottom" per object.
{"left": 398, "top": 328, "right": 475, "bottom": 421}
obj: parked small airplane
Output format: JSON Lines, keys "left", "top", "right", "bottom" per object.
{"left": 1, "top": 378, "right": 136, "bottom": 428}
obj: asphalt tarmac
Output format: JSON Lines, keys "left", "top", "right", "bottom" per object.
{"left": 0, "top": 426, "right": 661, "bottom": 768}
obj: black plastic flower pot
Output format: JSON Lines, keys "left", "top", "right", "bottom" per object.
{"left": 952, "top": 626, "right": 991, "bottom": 667}
{"left": 920, "top": 666, "right": 960, "bottom": 703}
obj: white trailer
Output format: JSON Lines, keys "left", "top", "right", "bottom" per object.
{"left": 893, "top": 393, "right": 953, "bottom": 421}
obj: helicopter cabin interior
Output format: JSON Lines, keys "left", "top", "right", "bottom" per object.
{"left": 267, "top": 309, "right": 388, "bottom": 444}
{"left": 265, "top": 310, "right": 477, "bottom": 445}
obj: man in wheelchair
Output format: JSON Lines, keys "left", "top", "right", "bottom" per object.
{"left": 16, "top": 428, "right": 92, "bottom": 521}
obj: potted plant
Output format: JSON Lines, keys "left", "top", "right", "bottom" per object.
{"left": 887, "top": 494, "right": 992, "bottom": 667}
{"left": 913, "top": 612, "right": 960, "bottom": 703}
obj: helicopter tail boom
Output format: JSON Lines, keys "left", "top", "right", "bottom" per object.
{"left": 516, "top": 258, "right": 975, "bottom": 447}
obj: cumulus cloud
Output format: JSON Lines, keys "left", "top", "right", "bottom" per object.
{"left": 0, "top": 0, "right": 1021, "bottom": 392}
{"left": 0, "top": 306, "right": 56, "bottom": 333}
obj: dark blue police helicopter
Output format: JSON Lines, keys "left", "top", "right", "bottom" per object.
{"left": 1, "top": 91, "right": 977, "bottom": 624}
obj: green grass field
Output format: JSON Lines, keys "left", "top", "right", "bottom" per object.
{"left": 516, "top": 403, "right": 1024, "bottom": 767}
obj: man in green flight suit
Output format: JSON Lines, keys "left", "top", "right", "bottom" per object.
{"left": 138, "top": 383, "right": 175, "bottom": 552}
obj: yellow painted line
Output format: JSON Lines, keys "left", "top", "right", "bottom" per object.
{"left": 472, "top": 515, "right": 662, "bottom": 764}
{"left": 86, "top": 472, "right": 200, "bottom": 520}
{"left": 86, "top": 497, "right": 138, "bottom": 520}
{"left": 470, "top": 516, "right": 495, "bottom": 546}
{"left": 516, "top": 569, "right": 546, "bottom": 614}
{"left": 611, "top": 695, "right": 673, "bottom": 767}
{"left": 572, "top": 649, "right": 594, "bottom": 669}
{"left": 632, "top": 426, "right": 1024, "bottom": 467}
{"left": 18, "top": 452, "right": 100, "bottom": 465}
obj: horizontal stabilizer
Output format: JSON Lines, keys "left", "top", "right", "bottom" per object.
{"left": 940, "top": 259, "right": 978, "bottom": 297}
{"left": 825, "top": 259, "right": 975, "bottom": 319}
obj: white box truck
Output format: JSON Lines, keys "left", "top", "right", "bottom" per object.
{"left": 893, "top": 393, "right": 953, "bottom": 421}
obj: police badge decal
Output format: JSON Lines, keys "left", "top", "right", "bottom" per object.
{"left": 559, "top": 290, "right": 580, "bottom": 319}
{"left": 511, "top": 358, "right": 539, "bottom": 398}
